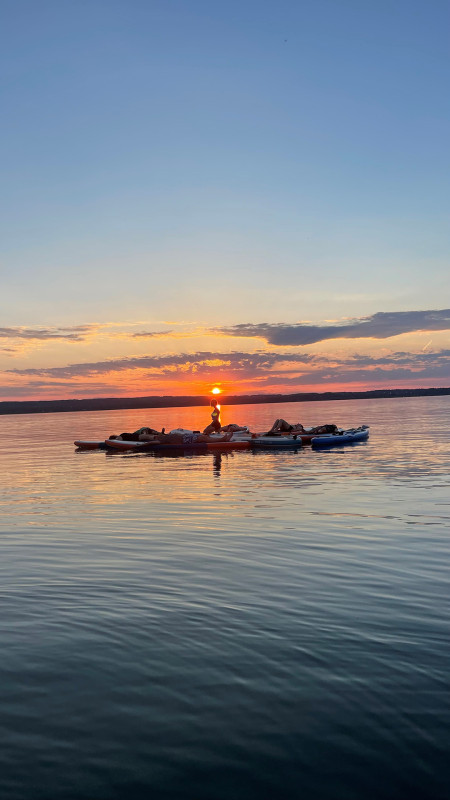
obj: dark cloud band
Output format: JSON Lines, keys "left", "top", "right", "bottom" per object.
{"left": 0, "top": 325, "right": 96, "bottom": 341}
{"left": 6, "top": 348, "right": 450, "bottom": 388}
{"left": 6, "top": 351, "right": 312, "bottom": 378}
{"left": 132, "top": 330, "right": 173, "bottom": 338}
{"left": 213, "top": 310, "right": 450, "bottom": 346}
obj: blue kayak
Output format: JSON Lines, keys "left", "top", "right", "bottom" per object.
{"left": 311, "top": 426, "right": 369, "bottom": 447}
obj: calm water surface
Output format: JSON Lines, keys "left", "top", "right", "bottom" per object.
{"left": 1, "top": 397, "right": 449, "bottom": 799}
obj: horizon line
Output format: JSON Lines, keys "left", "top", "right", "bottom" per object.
{"left": 1, "top": 387, "right": 449, "bottom": 415}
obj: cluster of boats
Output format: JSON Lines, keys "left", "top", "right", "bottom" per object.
{"left": 75, "top": 425, "right": 370, "bottom": 452}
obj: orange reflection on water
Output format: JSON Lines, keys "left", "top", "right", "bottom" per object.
{"left": 1, "top": 397, "right": 450, "bottom": 529}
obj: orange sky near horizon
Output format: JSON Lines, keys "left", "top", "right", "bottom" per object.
{"left": 1, "top": 320, "right": 449, "bottom": 402}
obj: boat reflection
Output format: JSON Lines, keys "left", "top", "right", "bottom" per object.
{"left": 145, "top": 448, "right": 224, "bottom": 477}
{"left": 213, "top": 451, "right": 222, "bottom": 476}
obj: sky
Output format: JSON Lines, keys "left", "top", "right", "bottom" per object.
{"left": 1, "top": 0, "right": 450, "bottom": 401}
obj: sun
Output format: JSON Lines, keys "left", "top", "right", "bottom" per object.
{"left": 211, "top": 387, "right": 221, "bottom": 395}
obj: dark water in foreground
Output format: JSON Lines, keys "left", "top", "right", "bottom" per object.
{"left": 1, "top": 397, "right": 449, "bottom": 799}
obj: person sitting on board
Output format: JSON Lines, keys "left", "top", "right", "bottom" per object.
{"left": 203, "top": 399, "right": 221, "bottom": 435}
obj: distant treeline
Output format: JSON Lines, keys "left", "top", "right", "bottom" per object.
{"left": 1, "top": 387, "right": 449, "bottom": 416}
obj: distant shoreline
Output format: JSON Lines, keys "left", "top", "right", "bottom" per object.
{"left": 1, "top": 387, "right": 449, "bottom": 415}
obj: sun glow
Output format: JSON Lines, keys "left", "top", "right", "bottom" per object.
{"left": 211, "top": 387, "right": 221, "bottom": 395}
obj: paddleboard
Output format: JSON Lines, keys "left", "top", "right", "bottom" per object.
{"left": 250, "top": 434, "right": 303, "bottom": 448}
{"left": 104, "top": 438, "right": 250, "bottom": 452}
{"left": 74, "top": 440, "right": 108, "bottom": 449}
{"left": 104, "top": 439, "right": 146, "bottom": 450}
{"left": 311, "top": 426, "right": 369, "bottom": 447}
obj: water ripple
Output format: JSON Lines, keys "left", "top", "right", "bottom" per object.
{"left": 1, "top": 397, "right": 450, "bottom": 798}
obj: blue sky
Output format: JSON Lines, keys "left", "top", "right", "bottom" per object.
{"left": 1, "top": 0, "right": 449, "bottom": 399}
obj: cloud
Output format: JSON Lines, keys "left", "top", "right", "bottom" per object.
{"left": 212, "top": 310, "right": 450, "bottom": 346}
{"left": 6, "top": 351, "right": 313, "bottom": 378}
{"left": 5, "top": 348, "right": 450, "bottom": 392}
{"left": 132, "top": 330, "right": 174, "bottom": 338}
{"left": 0, "top": 379, "right": 126, "bottom": 399}
{"left": 131, "top": 327, "right": 212, "bottom": 341}
{"left": 0, "top": 325, "right": 98, "bottom": 341}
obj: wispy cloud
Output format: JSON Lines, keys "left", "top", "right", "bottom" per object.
{"left": 0, "top": 323, "right": 200, "bottom": 347}
{"left": 130, "top": 326, "right": 209, "bottom": 340}
{"left": 212, "top": 310, "right": 450, "bottom": 346}
{"left": 132, "top": 330, "right": 174, "bottom": 338}
{"left": 0, "top": 325, "right": 98, "bottom": 341}
{"left": 6, "top": 351, "right": 312, "bottom": 378}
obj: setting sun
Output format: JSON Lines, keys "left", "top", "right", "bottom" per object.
{"left": 211, "top": 387, "right": 221, "bottom": 395}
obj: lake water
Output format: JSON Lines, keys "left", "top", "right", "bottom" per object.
{"left": 1, "top": 396, "right": 449, "bottom": 800}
